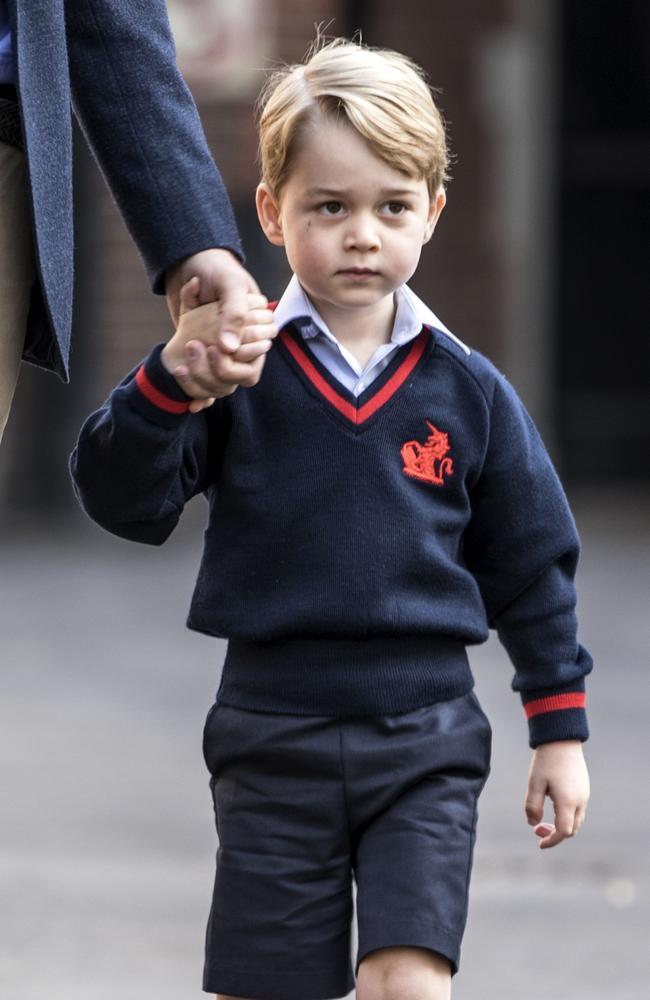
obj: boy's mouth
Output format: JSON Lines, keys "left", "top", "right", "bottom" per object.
{"left": 337, "top": 268, "right": 379, "bottom": 278}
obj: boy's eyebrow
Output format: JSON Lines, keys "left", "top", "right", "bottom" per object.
{"left": 304, "top": 186, "right": 421, "bottom": 198}
{"left": 304, "top": 187, "right": 347, "bottom": 198}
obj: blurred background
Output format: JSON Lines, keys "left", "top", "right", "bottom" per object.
{"left": 0, "top": 1, "right": 648, "bottom": 998}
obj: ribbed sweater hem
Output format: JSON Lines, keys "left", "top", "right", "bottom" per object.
{"left": 216, "top": 636, "right": 473, "bottom": 717}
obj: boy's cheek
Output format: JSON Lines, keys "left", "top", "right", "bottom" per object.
{"left": 286, "top": 240, "right": 332, "bottom": 279}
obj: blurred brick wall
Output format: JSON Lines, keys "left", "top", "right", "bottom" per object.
{"left": 366, "top": 0, "right": 516, "bottom": 361}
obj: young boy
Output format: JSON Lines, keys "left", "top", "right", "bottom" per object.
{"left": 71, "top": 39, "right": 591, "bottom": 1000}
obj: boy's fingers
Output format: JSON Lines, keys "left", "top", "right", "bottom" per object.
{"left": 536, "top": 823, "right": 564, "bottom": 849}
{"left": 189, "top": 336, "right": 271, "bottom": 366}
{"left": 232, "top": 340, "right": 273, "bottom": 363}
{"left": 174, "top": 367, "right": 222, "bottom": 400}
{"left": 221, "top": 306, "right": 275, "bottom": 350}
{"left": 535, "top": 802, "right": 583, "bottom": 849}
{"left": 176, "top": 342, "right": 227, "bottom": 398}
{"left": 177, "top": 336, "right": 272, "bottom": 396}
{"left": 239, "top": 355, "right": 267, "bottom": 388}
{"left": 524, "top": 780, "right": 546, "bottom": 825}
{"left": 188, "top": 397, "right": 217, "bottom": 414}
{"left": 573, "top": 804, "right": 587, "bottom": 834}
{"left": 244, "top": 308, "right": 275, "bottom": 328}
{"left": 534, "top": 821, "right": 558, "bottom": 848}
{"left": 206, "top": 346, "right": 265, "bottom": 387}
{"left": 554, "top": 803, "right": 577, "bottom": 839}
{"left": 246, "top": 293, "right": 269, "bottom": 310}
{"left": 183, "top": 341, "right": 215, "bottom": 391}
{"left": 240, "top": 323, "right": 278, "bottom": 346}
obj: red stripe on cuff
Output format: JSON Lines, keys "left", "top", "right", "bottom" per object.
{"left": 135, "top": 365, "right": 190, "bottom": 414}
{"left": 524, "top": 692, "right": 586, "bottom": 719}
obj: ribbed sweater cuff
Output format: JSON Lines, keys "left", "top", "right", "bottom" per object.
{"left": 127, "top": 344, "right": 194, "bottom": 427}
{"left": 521, "top": 677, "right": 588, "bottom": 748}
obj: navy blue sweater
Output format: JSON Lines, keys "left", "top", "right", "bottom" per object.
{"left": 70, "top": 324, "right": 592, "bottom": 747}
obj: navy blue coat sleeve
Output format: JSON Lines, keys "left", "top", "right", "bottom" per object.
{"left": 64, "top": 0, "right": 243, "bottom": 292}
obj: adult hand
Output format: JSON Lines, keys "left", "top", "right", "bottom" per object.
{"left": 165, "top": 246, "right": 259, "bottom": 339}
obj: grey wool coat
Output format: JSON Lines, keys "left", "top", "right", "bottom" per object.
{"left": 6, "top": 0, "right": 242, "bottom": 380}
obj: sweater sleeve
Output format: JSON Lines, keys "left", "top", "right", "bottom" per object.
{"left": 463, "top": 371, "right": 592, "bottom": 748}
{"left": 64, "top": 0, "right": 242, "bottom": 292}
{"left": 70, "top": 344, "right": 227, "bottom": 545}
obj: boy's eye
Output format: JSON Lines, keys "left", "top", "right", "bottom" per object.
{"left": 383, "top": 201, "right": 407, "bottom": 215}
{"left": 319, "top": 201, "right": 344, "bottom": 215}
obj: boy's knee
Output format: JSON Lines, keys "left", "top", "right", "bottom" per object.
{"left": 357, "top": 946, "right": 452, "bottom": 1000}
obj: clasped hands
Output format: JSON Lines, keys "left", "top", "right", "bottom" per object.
{"left": 163, "top": 250, "right": 277, "bottom": 411}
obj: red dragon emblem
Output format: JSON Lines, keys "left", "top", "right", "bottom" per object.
{"left": 401, "top": 422, "right": 454, "bottom": 486}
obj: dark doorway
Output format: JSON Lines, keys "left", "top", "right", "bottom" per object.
{"left": 556, "top": 1, "right": 650, "bottom": 481}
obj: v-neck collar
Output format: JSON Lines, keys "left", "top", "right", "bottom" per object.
{"left": 278, "top": 324, "right": 433, "bottom": 429}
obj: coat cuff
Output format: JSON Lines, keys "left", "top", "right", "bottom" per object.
{"left": 521, "top": 678, "right": 589, "bottom": 748}
{"left": 127, "top": 344, "right": 194, "bottom": 427}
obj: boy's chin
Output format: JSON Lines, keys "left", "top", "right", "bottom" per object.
{"left": 317, "top": 291, "right": 396, "bottom": 313}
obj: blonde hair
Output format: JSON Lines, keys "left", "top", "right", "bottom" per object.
{"left": 257, "top": 38, "right": 450, "bottom": 199}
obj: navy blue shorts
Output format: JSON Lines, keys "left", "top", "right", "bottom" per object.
{"left": 201, "top": 691, "right": 491, "bottom": 1000}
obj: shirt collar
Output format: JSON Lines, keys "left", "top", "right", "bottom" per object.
{"left": 272, "top": 274, "right": 468, "bottom": 352}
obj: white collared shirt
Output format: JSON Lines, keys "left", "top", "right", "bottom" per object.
{"left": 273, "top": 275, "right": 468, "bottom": 397}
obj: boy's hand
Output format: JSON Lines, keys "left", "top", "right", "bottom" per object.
{"left": 161, "top": 277, "right": 277, "bottom": 411}
{"left": 524, "top": 740, "right": 590, "bottom": 849}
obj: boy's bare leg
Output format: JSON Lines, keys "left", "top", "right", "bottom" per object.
{"left": 356, "top": 946, "right": 451, "bottom": 1000}
{"left": 214, "top": 946, "right": 450, "bottom": 1000}
{"left": 0, "top": 141, "right": 35, "bottom": 443}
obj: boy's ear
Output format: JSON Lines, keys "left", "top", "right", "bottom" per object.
{"left": 423, "top": 188, "right": 446, "bottom": 244}
{"left": 256, "top": 183, "right": 285, "bottom": 246}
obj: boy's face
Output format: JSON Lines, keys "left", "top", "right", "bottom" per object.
{"left": 256, "top": 118, "right": 445, "bottom": 327}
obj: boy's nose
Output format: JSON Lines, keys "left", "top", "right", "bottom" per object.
{"left": 343, "top": 214, "right": 380, "bottom": 251}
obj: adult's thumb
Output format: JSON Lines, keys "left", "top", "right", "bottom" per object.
{"left": 217, "top": 280, "right": 249, "bottom": 352}
{"left": 179, "top": 276, "right": 201, "bottom": 317}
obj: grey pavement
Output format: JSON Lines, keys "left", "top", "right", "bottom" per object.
{"left": 1, "top": 487, "right": 648, "bottom": 999}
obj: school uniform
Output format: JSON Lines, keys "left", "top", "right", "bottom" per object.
{"left": 70, "top": 279, "right": 591, "bottom": 999}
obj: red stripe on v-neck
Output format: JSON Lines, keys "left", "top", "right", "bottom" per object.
{"left": 356, "top": 333, "right": 427, "bottom": 423}
{"left": 279, "top": 329, "right": 428, "bottom": 426}
{"left": 280, "top": 332, "right": 359, "bottom": 422}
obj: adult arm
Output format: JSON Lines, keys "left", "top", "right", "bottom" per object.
{"left": 64, "top": 0, "right": 243, "bottom": 294}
